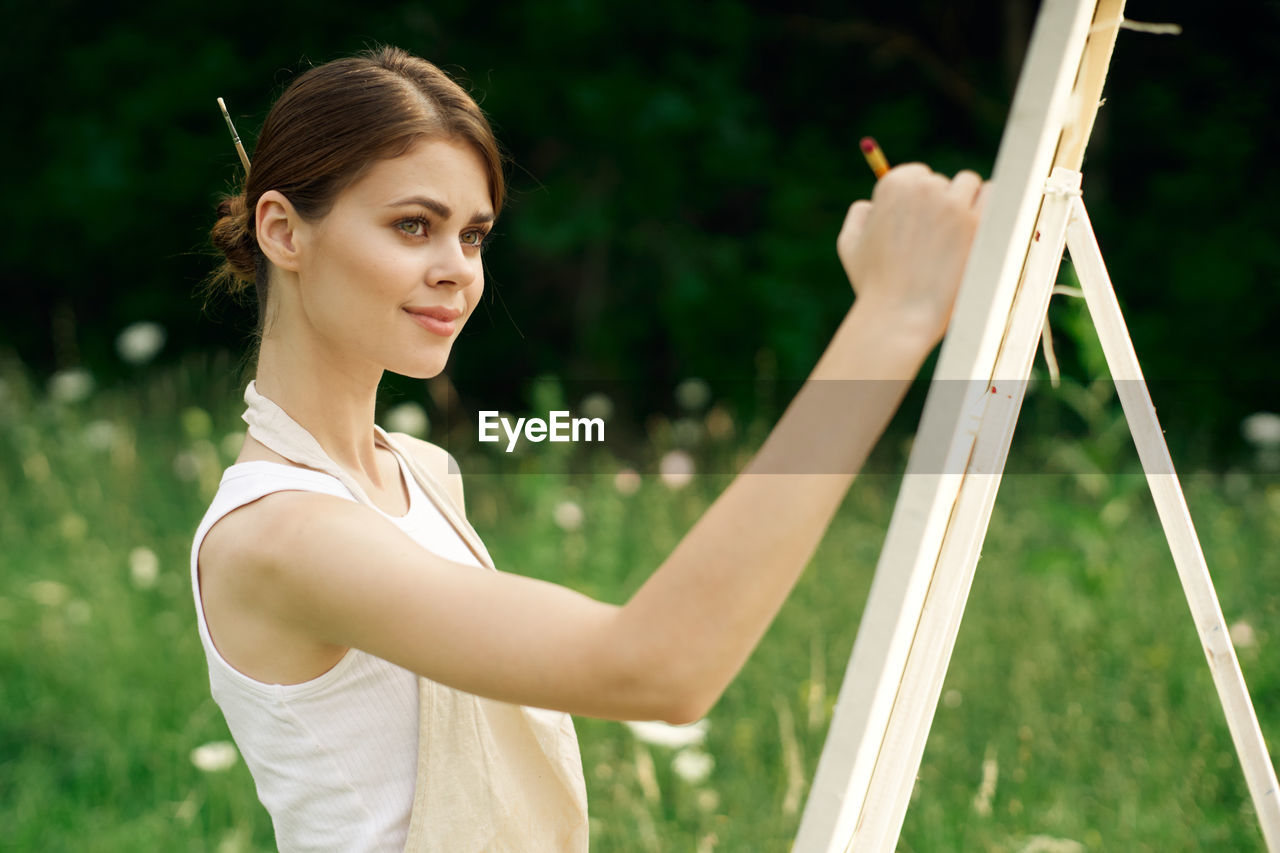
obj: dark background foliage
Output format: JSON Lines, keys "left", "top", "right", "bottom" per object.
{"left": 5, "top": 0, "right": 1277, "bottom": 463}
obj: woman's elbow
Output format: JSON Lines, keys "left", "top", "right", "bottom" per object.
{"left": 607, "top": 644, "right": 719, "bottom": 725}
{"left": 618, "top": 681, "right": 713, "bottom": 727}
{"left": 659, "top": 692, "right": 715, "bottom": 727}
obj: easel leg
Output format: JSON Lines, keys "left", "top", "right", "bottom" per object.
{"left": 793, "top": 171, "right": 1083, "bottom": 852}
{"left": 847, "top": 170, "right": 1085, "bottom": 850}
{"left": 1066, "top": 196, "right": 1280, "bottom": 850}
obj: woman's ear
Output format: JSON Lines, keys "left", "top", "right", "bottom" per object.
{"left": 256, "top": 190, "right": 303, "bottom": 273}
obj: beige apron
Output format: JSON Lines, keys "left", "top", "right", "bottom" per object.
{"left": 242, "top": 381, "right": 589, "bottom": 852}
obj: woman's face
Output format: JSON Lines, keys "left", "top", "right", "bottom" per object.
{"left": 289, "top": 137, "right": 493, "bottom": 379}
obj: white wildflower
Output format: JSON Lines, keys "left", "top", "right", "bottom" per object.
{"left": 553, "top": 500, "right": 584, "bottom": 532}
{"left": 672, "top": 748, "right": 714, "bottom": 784}
{"left": 579, "top": 392, "right": 614, "bottom": 422}
{"left": 675, "top": 378, "right": 711, "bottom": 412}
{"left": 83, "top": 419, "right": 118, "bottom": 451}
{"left": 129, "top": 547, "right": 160, "bottom": 590}
{"left": 115, "top": 321, "right": 167, "bottom": 366}
{"left": 190, "top": 741, "right": 239, "bottom": 773}
{"left": 1230, "top": 620, "right": 1257, "bottom": 650}
{"left": 659, "top": 450, "right": 695, "bottom": 490}
{"left": 1242, "top": 412, "right": 1280, "bottom": 449}
{"left": 48, "top": 368, "right": 93, "bottom": 404}
{"left": 614, "top": 468, "right": 641, "bottom": 495}
{"left": 624, "top": 718, "right": 709, "bottom": 749}
{"left": 28, "top": 580, "right": 70, "bottom": 607}
{"left": 385, "top": 402, "right": 429, "bottom": 437}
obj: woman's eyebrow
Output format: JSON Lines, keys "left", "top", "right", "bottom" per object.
{"left": 388, "top": 195, "right": 495, "bottom": 225}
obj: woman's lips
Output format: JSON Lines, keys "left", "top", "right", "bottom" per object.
{"left": 405, "top": 309, "right": 456, "bottom": 337}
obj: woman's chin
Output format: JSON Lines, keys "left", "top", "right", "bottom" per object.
{"left": 390, "top": 359, "right": 449, "bottom": 381}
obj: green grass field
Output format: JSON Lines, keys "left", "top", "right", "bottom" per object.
{"left": 2, "top": 355, "right": 1277, "bottom": 851}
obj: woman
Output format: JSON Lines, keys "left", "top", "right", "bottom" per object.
{"left": 194, "top": 45, "right": 984, "bottom": 852}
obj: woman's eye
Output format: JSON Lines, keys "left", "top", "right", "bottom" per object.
{"left": 398, "top": 219, "right": 488, "bottom": 248}
{"left": 398, "top": 218, "right": 428, "bottom": 237}
{"left": 401, "top": 216, "right": 432, "bottom": 235}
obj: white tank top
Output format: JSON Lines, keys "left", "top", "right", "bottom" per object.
{"left": 189, "top": 450, "right": 485, "bottom": 852}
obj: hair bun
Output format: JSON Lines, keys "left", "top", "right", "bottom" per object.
{"left": 209, "top": 192, "right": 259, "bottom": 292}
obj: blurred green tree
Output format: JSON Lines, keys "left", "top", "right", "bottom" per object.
{"left": 6, "top": 0, "right": 1277, "bottom": 460}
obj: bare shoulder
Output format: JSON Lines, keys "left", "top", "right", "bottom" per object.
{"left": 200, "top": 489, "right": 360, "bottom": 604}
{"left": 199, "top": 486, "right": 437, "bottom": 640}
{"left": 198, "top": 489, "right": 372, "bottom": 683}
{"left": 388, "top": 432, "right": 466, "bottom": 514}
{"left": 203, "top": 488, "right": 333, "bottom": 561}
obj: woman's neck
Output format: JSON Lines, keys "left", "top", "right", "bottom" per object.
{"left": 252, "top": 329, "right": 387, "bottom": 482}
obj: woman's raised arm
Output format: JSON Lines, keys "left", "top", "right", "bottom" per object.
{"left": 619, "top": 163, "right": 986, "bottom": 721}
{"left": 204, "top": 163, "right": 984, "bottom": 724}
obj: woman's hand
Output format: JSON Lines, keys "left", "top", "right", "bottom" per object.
{"left": 837, "top": 163, "right": 987, "bottom": 347}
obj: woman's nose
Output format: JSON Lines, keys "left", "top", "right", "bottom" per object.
{"left": 428, "top": 239, "right": 478, "bottom": 289}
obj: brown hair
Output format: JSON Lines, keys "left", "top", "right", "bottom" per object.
{"left": 208, "top": 45, "right": 504, "bottom": 321}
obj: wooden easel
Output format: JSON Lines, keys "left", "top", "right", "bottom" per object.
{"left": 793, "top": 0, "right": 1280, "bottom": 849}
